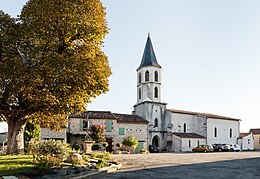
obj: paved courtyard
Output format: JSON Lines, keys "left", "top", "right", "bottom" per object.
{"left": 90, "top": 151, "right": 260, "bottom": 179}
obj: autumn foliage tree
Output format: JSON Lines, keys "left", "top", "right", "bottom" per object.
{"left": 0, "top": 0, "right": 111, "bottom": 154}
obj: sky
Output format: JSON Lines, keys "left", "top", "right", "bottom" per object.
{"left": 1, "top": 0, "right": 260, "bottom": 132}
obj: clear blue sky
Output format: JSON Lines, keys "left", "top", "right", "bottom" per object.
{"left": 1, "top": 0, "right": 260, "bottom": 132}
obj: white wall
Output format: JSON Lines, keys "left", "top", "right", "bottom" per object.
{"left": 181, "top": 138, "right": 206, "bottom": 152}
{"left": 166, "top": 112, "right": 207, "bottom": 137}
{"left": 207, "top": 118, "right": 239, "bottom": 145}
{"left": 238, "top": 134, "right": 254, "bottom": 151}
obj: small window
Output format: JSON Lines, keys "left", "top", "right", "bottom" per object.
{"left": 145, "top": 71, "right": 149, "bottom": 81}
{"left": 189, "top": 140, "right": 191, "bottom": 147}
{"left": 183, "top": 123, "right": 187, "bottom": 133}
{"left": 154, "top": 71, "right": 158, "bottom": 82}
{"left": 138, "top": 88, "right": 141, "bottom": 99}
{"left": 154, "top": 87, "right": 158, "bottom": 98}
{"left": 197, "top": 140, "right": 199, "bottom": 146}
{"left": 214, "top": 127, "right": 217, "bottom": 137}
{"left": 230, "top": 128, "right": 232, "bottom": 138}
{"left": 80, "top": 120, "right": 89, "bottom": 131}
{"left": 106, "top": 120, "right": 112, "bottom": 132}
{"left": 248, "top": 139, "right": 250, "bottom": 144}
{"left": 118, "top": 128, "right": 125, "bottom": 135}
{"left": 138, "top": 73, "right": 141, "bottom": 84}
{"left": 83, "top": 120, "right": 89, "bottom": 130}
{"left": 154, "top": 118, "right": 158, "bottom": 127}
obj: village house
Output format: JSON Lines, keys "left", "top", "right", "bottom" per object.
{"left": 249, "top": 128, "right": 260, "bottom": 150}
{"left": 41, "top": 111, "right": 148, "bottom": 153}
{"left": 238, "top": 132, "right": 254, "bottom": 151}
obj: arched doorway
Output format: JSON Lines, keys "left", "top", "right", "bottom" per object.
{"left": 152, "top": 135, "right": 160, "bottom": 147}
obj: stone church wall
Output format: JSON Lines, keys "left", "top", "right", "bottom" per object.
{"left": 207, "top": 118, "right": 240, "bottom": 145}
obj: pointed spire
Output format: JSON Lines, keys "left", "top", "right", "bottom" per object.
{"left": 138, "top": 34, "right": 161, "bottom": 70}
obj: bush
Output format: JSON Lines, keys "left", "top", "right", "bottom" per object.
{"left": 89, "top": 152, "right": 111, "bottom": 160}
{"left": 122, "top": 136, "right": 138, "bottom": 153}
{"left": 91, "top": 143, "right": 100, "bottom": 150}
{"left": 72, "top": 143, "right": 80, "bottom": 151}
{"left": 81, "top": 154, "right": 90, "bottom": 163}
{"left": 27, "top": 139, "right": 71, "bottom": 172}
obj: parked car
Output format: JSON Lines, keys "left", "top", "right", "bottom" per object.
{"left": 192, "top": 145, "right": 214, "bottom": 153}
{"left": 229, "top": 144, "right": 241, "bottom": 152}
{"left": 212, "top": 144, "right": 230, "bottom": 152}
{"left": 149, "top": 145, "right": 160, "bottom": 153}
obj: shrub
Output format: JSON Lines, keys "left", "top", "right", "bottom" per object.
{"left": 89, "top": 151, "right": 111, "bottom": 160}
{"left": 81, "top": 154, "right": 90, "bottom": 163}
{"left": 122, "top": 136, "right": 138, "bottom": 153}
{"left": 28, "top": 139, "right": 71, "bottom": 172}
{"left": 72, "top": 143, "right": 80, "bottom": 151}
{"left": 91, "top": 143, "right": 100, "bottom": 150}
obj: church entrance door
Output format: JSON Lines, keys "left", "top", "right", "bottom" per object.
{"left": 152, "top": 136, "right": 159, "bottom": 147}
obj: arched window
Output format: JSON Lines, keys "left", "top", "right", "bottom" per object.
{"left": 154, "top": 71, "right": 158, "bottom": 82}
{"left": 183, "top": 123, "right": 187, "bottom": 133}
{"left": 154, "top": 118, "right": 158, "bottom": 127}
{"left": 154, "top": 87, "right": 158, "bottom": 98}
{"left": 138, "top": 73, "right": 141, "bottom": 84}
{"left": 138, "top": 88, "right": 141, "bottom": 99}
{"left": 230, "top": 128, "right": 232, "bottom": 138}
{"left": 214, "top": 127, "right": 217, "bottom": 137}
{"left": 197, "top": 140, "right": 199, "bottom": 146}
{"left": 189, "top": 140, "right": 191, "bottom": 147}
{"left": 145, "top": 71, "right": 149, "bottom": 82}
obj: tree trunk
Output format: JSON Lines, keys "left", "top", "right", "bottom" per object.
{"left": 7, "top": 118, "right": 27, "bottom": 154}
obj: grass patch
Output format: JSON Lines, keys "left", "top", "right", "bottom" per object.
{"left": 0, "top": 154, "right": 35, "bottom": 176}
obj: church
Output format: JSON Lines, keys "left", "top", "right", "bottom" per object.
{"left": 41, "top": 35, "right": 241, "bottom": 153}
{"left": 133, "top": 34, "right": 241, "bottom": 152}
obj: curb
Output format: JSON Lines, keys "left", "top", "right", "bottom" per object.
{"left": 70, "top": 163, "right": 122, "bottom": 179}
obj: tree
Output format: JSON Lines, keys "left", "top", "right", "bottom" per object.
{"left": 89, "top": 124, "right": 105, "bottom": 143}
{"left": 0, "top": 0, "right": 111, "bottom": 154}
{"left": 122, "top": 136, "right": 138, "bottom": 153}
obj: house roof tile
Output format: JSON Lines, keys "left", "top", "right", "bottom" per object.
{"left": 114, "top": 113, "right": 149, "bottom": 123}
{"left": 69, "top": 111, "right": 148, "bottom": 123}
{"left": 249, "top": 128, "right": 260, "bottom": 134}
{"left": 167, "top": 109, "right": 240, "bottom": 121}
{"left": 172, "top": 132, "right": 206, "bottom": 139}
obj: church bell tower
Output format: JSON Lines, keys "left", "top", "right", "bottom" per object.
{"left": 134, "top": 34, "right": 167, "bottom": 148}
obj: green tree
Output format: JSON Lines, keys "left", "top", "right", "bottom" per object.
{"left": 0, "top": 0, "right": 111, "bottom": 154}
{"left": 122, "top": 136, "right": 138, "bottom": 153}
{"left": 24, "top": 119, "right": 41, "bottom": 150}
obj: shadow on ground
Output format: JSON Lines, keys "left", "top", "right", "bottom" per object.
{"left": 89, "top": 157, "right": 260, "bottom": 179}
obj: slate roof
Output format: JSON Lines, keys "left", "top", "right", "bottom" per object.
{"left": 114, "top": 113, "right": 149, "bottom": 123}
{"left": 249, "top": 128, "right": 260, "bottom": 134}
{"left": 172, "top": 132, "right": 206, "bottom": 139}
{"left": 69, "top": 111, "right": 148, "bottom": 123}
{"left": 167, "top": 109, "right": 240, "bottom": 121}
{"left": 137, "top": 34, "right": 161, "bottom": 70}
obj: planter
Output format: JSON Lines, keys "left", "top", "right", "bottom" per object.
{"left": 83, "top": 141, "right": 95, "bottom": 154}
